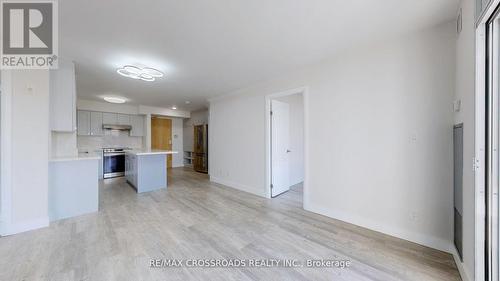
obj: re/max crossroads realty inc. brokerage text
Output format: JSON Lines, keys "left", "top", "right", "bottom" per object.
{"left": 150, "top": 258, "right": 352, "bottom": 269}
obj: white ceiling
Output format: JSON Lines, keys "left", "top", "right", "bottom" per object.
{"left": 60, "top": 0, "right": 458, "bottom": 111}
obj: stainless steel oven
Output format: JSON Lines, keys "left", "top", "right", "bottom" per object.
{"left": 103, "top": 148, "right": 128, "bottom": 179}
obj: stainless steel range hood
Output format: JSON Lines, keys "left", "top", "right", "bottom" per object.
{"left": 102, "top": 124, "right": 132, "bottom": 131}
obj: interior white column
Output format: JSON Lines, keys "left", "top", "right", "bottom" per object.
{"left": 0, "top": 70, "right": 50, "bottom": 235}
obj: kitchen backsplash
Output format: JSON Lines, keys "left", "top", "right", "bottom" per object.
{"left": 78, "top": 130, "right": 143, "bottom": 149}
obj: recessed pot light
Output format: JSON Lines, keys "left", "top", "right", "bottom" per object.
{"left": 172, "top": 106, "right": 177, "bottom": 110}
{"left": 103, "top": 96, "right": 127, "bottom": 104}
{"left": 185, "top": 101, "right": 191, "bottom": 104}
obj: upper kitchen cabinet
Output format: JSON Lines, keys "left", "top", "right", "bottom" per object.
{"left": 50, "top": 60, "right": 77, "bottom": 132}
{"left": 102, "top": 112, "right": 118, "bottom": 125}
{"left": 78, "top": 110, "right": 104, "bottom": 136}
{"left": 130, "top": 115, "right": 145, "bottom": 137}
{"left": 90, "top": 111, "right": 104, "bottom": 136}
{"left": 117, "top": 114, "right": 131, "bottom": 125}
{"left": 77, "top": 110, "right": 91, "bottom": 136}
{"left": 103, "top": 113, "right": 130, "bottom": 125}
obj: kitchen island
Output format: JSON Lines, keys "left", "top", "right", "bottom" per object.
{"left": 125, "top": 149, "right": 177, "bottom": 193}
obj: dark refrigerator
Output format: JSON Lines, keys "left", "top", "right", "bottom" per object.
{"left": 193, "top": 124, "right": 208, "bottom": 173}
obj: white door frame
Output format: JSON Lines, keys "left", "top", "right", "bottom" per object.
{"left": 265, "top": 86, "right": 309, "bottom": 205}
{"left": 476, "top": 1, "right": 500, "bottom": 280}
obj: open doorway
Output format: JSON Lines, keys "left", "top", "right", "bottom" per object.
{"left": 266, "top": 87, "right": 307, "bottom": 201}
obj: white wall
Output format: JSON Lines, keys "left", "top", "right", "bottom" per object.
{"left": 1, "top": 70, "right": 50, "bottom": 235}
{"left": 77, "top": 99, "right": 139, "bottom": 115}
{"left": 51, "top": 132, "right": 78, "bottom": 157}
{"left": 454, "top": 0, "right": 476, "bottom": 280}
{"left": 139, "top": 105, "right": 190, "bottom": 118}
{"left": 209, "top": 22, "right": 456, "bottom": 252}
{"left": 275, "top": 94, "right": 304, "bottom": 185}
{"left": 170, "top": 118, "right": 184, "bottom": 167}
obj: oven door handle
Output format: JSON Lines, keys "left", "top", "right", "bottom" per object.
{"left": 104, "top": 153, "right": 125, "bottom": 157}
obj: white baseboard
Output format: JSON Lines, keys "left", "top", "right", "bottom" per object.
{"left": 211, "top": 179, "right": 470, "bottom": 281}
{"left": 0, "top": 217, "right": 49, "bottom": 236}
{"left": 450, "top": 247, "right": 472, "bottom": 281}
{"left": 210, "top": 176, "right": 266, "bottom": 198}
{"left": 305, "top": 203, "right": 451, "bottom": 253}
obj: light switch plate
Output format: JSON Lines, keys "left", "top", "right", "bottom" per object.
{"left": 453, "top": 100, "right": 461, "bottom": 112}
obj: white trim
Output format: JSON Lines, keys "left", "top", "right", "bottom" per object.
{"left": 0, "top": 70, "right": 13, "bottom": 236}
{"left": 306, "top": 203, "right": 452, "bottom": 253}
{"left": 264, "top": 86, "right": 309, "bottom": 202}
{"left": 475, "top": 25, "right": 486, "bottom": 281}
{"left": 210, "top": 176, "right": 266, "bottom": 197}
{"left": 452, "top": 247, "right": 473, "bottom": 281}
{"left": 474, "top": 1, "right": 500, "bottom": 277}
{"left": 1, "top": 217, "right": 49, "bottom": 236}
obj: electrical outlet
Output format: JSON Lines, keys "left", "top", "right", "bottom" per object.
{"left": 410, "top": 132, "right": 417, "bottom": 142}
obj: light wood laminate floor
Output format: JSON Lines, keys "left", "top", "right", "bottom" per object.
{"left": 0, "top": 168, "right": 461, "bottom": 281}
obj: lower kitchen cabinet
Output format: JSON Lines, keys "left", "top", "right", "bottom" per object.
{"left": 125, "top": 151, "right": 168, "bottom": 193}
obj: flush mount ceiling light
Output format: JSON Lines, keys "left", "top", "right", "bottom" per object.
{"left": 172, "top": 106, "right": 177, "bottom": 110}
{"left": 103, "top": 96, "right": 127, "bottom": 104}
{"left": 116, "top": 65, "right": 164, "bottom": 82}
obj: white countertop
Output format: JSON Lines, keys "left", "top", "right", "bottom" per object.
{"left": 49, "top": 153, "right": 101, "bottom": 162}
{"left": 126, "top": 149, "right": 178, "bottom": 156}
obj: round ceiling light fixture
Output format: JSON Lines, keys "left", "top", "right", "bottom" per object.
{"left": 142, "top": 67, "right": 164, "bottom": 78}
{"left": 139, "top": 73, "right": 155, "bottom": 82}
{"left": 103, "top": 96, "right": 127, "bottom": 104}
{"left": 116, "top": 65, "right": 164, "bottom": 82}
{"left": 117, "top": 68, "right": 140, "bottom": 79}
{"left": 123, "top": 65, "right": 142, "bottom": 75}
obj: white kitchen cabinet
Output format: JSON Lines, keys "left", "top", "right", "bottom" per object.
{"left": 50, "top": 60, "right": 77, "bottom": 132}
{"left": 49, "top": 158, "right": 99, "bottom": 221}
{"left": 77, "top": 110, "right": 91, "bottom": 136}
{"left": 130, "top": 115, "right": 145, "bottom": 137}
{"left": 102, "top": 112, "right": 117, "bottom": 124}
{"left": 117, "top": 114, "right": 131, "bottom": 125}
{"left": 90, "top": 111, "right": 103, "bottom": 136}
{"left": 125, "top": 153, "right": 138, "bottom": 187}
{"left": 125, "top": 151, "right": 168, "bottom": 193}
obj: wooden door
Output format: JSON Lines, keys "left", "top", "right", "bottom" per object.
{"left": 151, "top": 117, "right": 173, "bottom": 168}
